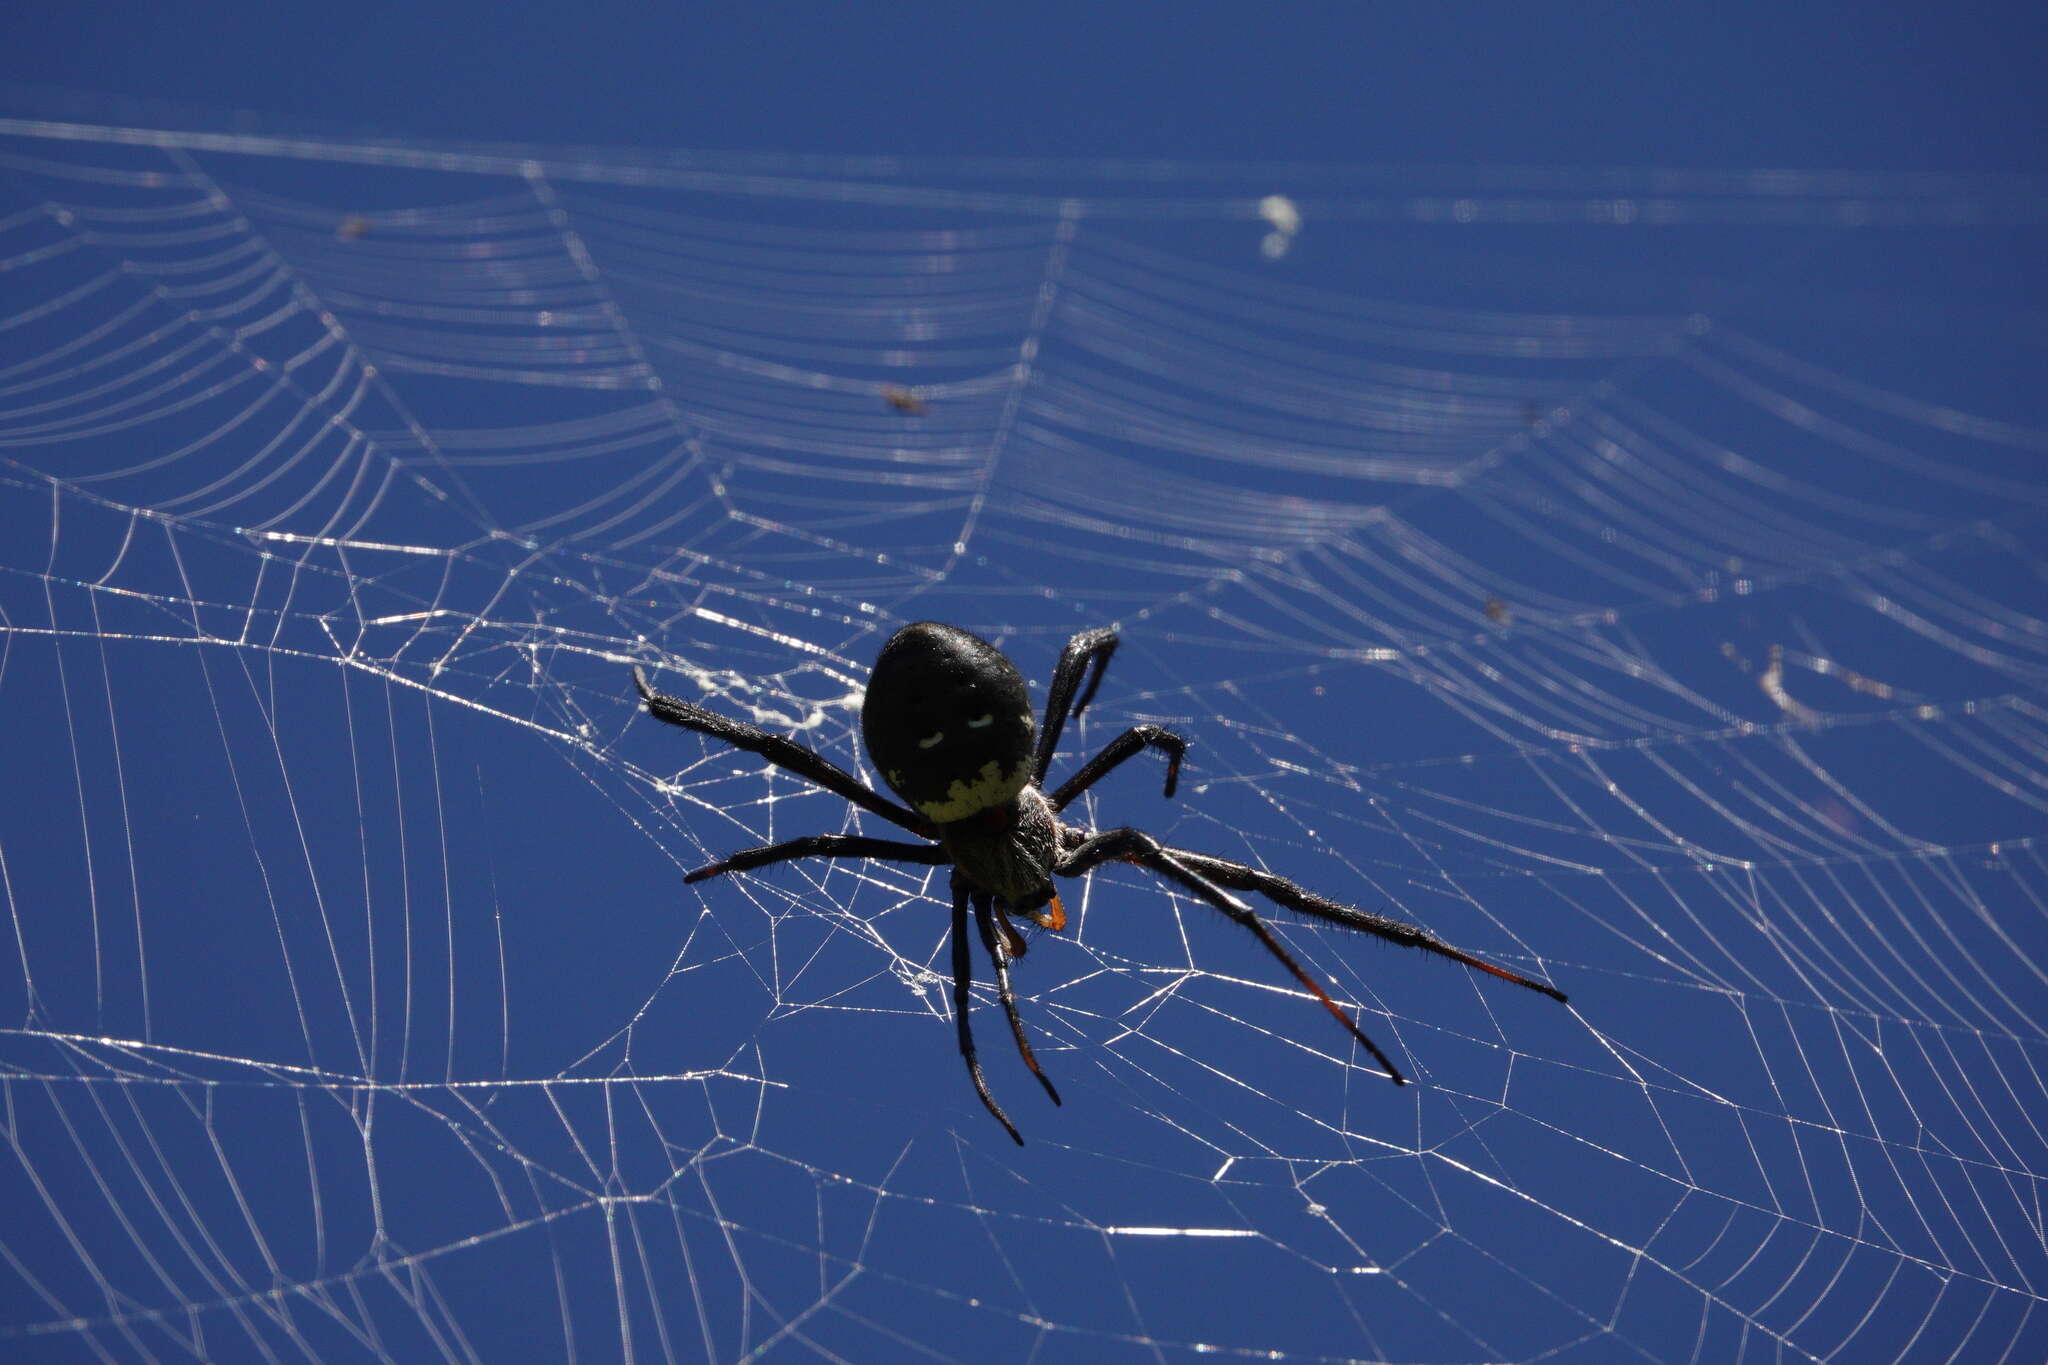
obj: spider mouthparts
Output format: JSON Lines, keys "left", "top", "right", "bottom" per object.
{"left": 1022, "top": 893, "right": 1066, "bottom": 933}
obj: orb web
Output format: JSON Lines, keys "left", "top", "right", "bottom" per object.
{"left": 2, "top": 120, "right": 2045, "bottom": 1362}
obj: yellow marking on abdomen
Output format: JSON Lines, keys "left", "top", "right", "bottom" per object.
{"left": 915, "top": 758, "right": 1030, "bottom": 822}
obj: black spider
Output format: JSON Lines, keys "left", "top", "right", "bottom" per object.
{"left": 633, "top": 623, "right": 1567, "bottom": 1144}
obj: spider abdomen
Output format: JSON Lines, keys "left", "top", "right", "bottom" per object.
{"left": 862, "top": 622, "right": 1036, "bottom": 823}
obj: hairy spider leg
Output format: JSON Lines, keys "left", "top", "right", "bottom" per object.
{"left": 1167, "top": 849, "right": 1568, "bottom": 1004}
{"left": 682, "top": 834, "right": 947, "bottom": 883}
{"left": 1031, "top": 627, "right": 1120, "bottom": 783}
{"left": 1064, "top": 631, "right": 1119, "bottom": 718}
{"left": 952, "top": 879, "right": 1023, "bottom": 1144}
{"left": 971, "top": 889, "right": 1063, "bottom": 1109}
{"left": 1048, "top": 724, "right": 1186, "bottom": 809}
{"left": 634, "top": 666, "right": 930, "bottom": 835}
{"left": 1056, "top": 827, "right": 1409, "bottom": 1085}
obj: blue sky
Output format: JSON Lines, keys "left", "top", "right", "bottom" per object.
{"left": 10, "top": 4, "right": 2043, "bottom": 169}
{"left": 3, "top": 5, "right": 2046, "bottom": 1364}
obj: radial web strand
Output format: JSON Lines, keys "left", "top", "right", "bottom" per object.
{"left": 2, "top": 124, "right": 2046, "bottom": 1362}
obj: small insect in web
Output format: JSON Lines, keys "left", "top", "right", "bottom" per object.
{"left": 633, "top": 624, "right": 1567, "bottom": 1143}
{"left": 880, "top": 385, "right": 927, "bottom": 415}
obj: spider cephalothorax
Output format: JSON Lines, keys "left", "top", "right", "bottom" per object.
{"left": 634, "top": 623, "right": 1566, "bottom": 1144}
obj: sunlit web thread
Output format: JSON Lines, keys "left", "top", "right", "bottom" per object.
{"left": 1, "top": 122, "right": 2045, "bottom": 1362}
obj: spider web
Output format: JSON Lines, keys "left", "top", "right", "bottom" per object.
{"left": 2, "top": 119, "right": 2046, "bottom": 1363}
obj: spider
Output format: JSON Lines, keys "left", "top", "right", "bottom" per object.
{"left": 633, "top": 623, "right": 1567, "bottom": 1143}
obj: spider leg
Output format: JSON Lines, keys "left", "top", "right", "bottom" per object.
{"left": 1055, "top": 828, "right": 1408, "bottom": 1085}
{"left": 972, "top": 892, "right": 1062, "bottom": 1109}
{"left": 634, "top": 667, "right": 930, "bottom": 836}
{"left": 1047, "top": 725, "right": 1187, "bottom": 810}
{"left": 683, "top": 834, "right": 947, "bottom": 883}
{"left": 952, "top": 876, "right": 1024, "bottom": 1144}
{"left": 1166, "top": 848, "right": 1567, "bottom": 1004}
{"left": 1031, "top": 627, "right": 1120, "bottom": 783}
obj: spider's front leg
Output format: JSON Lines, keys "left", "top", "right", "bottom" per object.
{"left": 1166, "top": 848, "right": 1567, "bottom": 1004}
{"left": 970, "top": 891, "right": 1062, "bottom": 1110}
{"left": 1055, "top": 826, "right": 1409, "bottom": 1084}
{"left": 951, "top": 876, "right": 1024, "bottom": 1145}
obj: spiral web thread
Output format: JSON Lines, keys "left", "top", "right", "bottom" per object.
{"left": 2, "top": 122, "right": 2046, "bottom": 1362}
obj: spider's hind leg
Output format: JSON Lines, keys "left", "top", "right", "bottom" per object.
{"left": 632, "top": 666, "right": 929, "bottom": 836}
{"left": 682, "top": 834, "right": 946, "bottom": 883}
{"left": 1048, "top": 725, "right": 1187, "bottom": 809}
{"left": 1032, "top": 628, "right": 1120, "bottom": 783}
